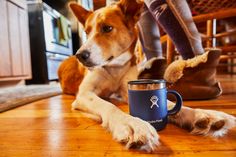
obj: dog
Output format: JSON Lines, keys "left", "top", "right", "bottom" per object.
{"left": 58, "top": 0, "right": 236, "bottom": 152}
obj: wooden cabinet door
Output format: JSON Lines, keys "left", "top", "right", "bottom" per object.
{"left": 0, "top": 0, "right": 31, "bottom": 81}
{"left": 7, "top": 2, "right": 23, "bottom": 76}
{"left": 19, "top": 8, "right": 32, "bottom": 77}
{"left": 0, "top": 0, "right": 11, "bottom": 77}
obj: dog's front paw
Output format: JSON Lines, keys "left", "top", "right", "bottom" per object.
{"left": 108, "top": 116, "right": 159, "bottom": 152}
{"left": 191, "top": 109, "right": 236, "bottom": 137}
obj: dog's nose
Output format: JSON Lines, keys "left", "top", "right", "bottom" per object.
{"left": 76, "top": 50, "right": 90, "bottom": 62}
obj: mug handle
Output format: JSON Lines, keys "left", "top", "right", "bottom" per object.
{"left": 167, "top": 90, "right": 182, "bottom": 115}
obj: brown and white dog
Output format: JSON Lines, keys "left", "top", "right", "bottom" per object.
{"left": 58, "top": 0, "right": 236, "bottom": 152}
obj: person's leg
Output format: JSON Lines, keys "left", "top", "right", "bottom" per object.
{"left": 166, "top": 0, "right": 204, "bottom": 56}
{"left": 137, "top": 5, "right": 168, "bottom": 79}
{"left": 138, "top": 5, "right": 163, "bottom": 60}
{"left": 145, "top": 0, "right": 204, "bottom": 59}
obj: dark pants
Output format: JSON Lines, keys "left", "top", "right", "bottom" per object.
{"left": 139, "top": 0, "right": 204, "bottom": 60}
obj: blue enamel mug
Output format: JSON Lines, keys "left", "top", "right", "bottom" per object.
{"left": 128, "top": 79, "right": 182, "bottom": 131}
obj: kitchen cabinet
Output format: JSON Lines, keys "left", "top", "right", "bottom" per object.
{"left": 0, "top": 0, "right": 31, "bottom": 81}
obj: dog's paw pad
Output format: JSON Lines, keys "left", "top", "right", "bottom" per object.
{"left": 119, "top": 138, "right": 129, "bottom": 144}
{"left": 191, "top": 109, "right": 235, "bottom": 137}
{"left": 127, "top": 141, "right": 144, "bottom": 149}
{"left": 210, "top": 120, "right": 225, "bottom": 131}
{"left": 195, "top": 118, "right": 210, "bottom": 129}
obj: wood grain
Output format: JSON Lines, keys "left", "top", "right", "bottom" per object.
{"left": 0, "top": 75, "right": 235, "bottom": 157}
{"left": 0, "top": 0, "right": 11, "bottom": 77}
{"left": 19, "top": 8, "right": 32, "bottom": 77}
{"left": 7, "top": 2, "right": 23, "bottom": 76}
{"left": 193, "top": 8, "right": 236, "bottom": 23}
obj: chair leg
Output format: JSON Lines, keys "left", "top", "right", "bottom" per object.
{"left": 207, "top": 19, "right": 217, "bottom": 47}
{"left": 167, "top": 36, "right": 175, "bottom": 65}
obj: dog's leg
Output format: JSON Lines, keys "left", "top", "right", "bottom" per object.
{"left": 168, "top": 101, "right": 236, "bottom": 137}
{"left": 72, "top": 92, "right": 159, "bottom": 152}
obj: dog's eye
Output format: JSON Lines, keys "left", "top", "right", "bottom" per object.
{"left": 101, "top": 25, "right": 113, "bottom": 33}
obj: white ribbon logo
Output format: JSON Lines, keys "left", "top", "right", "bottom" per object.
{"left": 150, "top": 95, "right": 159, "bottom": 109}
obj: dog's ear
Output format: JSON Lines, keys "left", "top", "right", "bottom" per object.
{"left": 118, "top": 0, "right": 143, "bottom": 23}
{"left": 69, "top": 2, "right": 92, "bottom": 26}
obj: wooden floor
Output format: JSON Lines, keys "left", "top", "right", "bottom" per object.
{"left": 0, "top": 75, "right": 236, "bottom": 157}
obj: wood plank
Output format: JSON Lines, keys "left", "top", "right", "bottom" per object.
{"left": 193, "top": 8, "right": 236, "bottom": 23}
{"left": 7, "top": 2, "right": 23, "bottom": 76}
{"left": 217, "top": 46, "right": 236, "bottom": 54}
{"left": 0, "top": 150, "right": 235, "bottom": 157}
{"left": 19, "top": 8, "right": 32, "bottom": 77}
{"left": 0, "top": 0, "right": 11, "bottom": 77}
{"left": 0, "top": 75, "right": 235, "bottom": 156}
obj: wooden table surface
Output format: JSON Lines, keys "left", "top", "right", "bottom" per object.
{"left": 0, "top": 75, "right": 235, "bottom": 157}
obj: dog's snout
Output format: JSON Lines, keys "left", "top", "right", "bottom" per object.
{"left": 76, "top": 50, "right": 90, "bottom": 62}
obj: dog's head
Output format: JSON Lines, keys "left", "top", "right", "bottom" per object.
{"left": 69, "top": 0, "right": 143, "bottom": 67}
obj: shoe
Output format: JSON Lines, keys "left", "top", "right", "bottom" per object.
{"left": 164, "top": 48, "right": 222, "bottom": 100}
{"left": 138, "top": 57, "right": 167, "bottom": 79}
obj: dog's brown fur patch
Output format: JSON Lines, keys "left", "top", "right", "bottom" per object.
{"left": 58, "top": 56, "right": 87, "bottom": 95}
